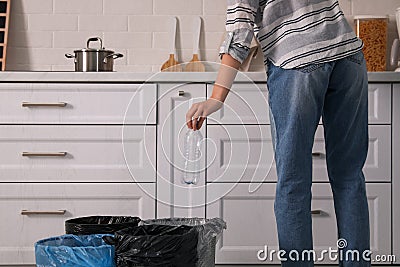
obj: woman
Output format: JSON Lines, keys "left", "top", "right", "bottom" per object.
{"left": 186, "top": 0, "right": 370, "bottom": 266}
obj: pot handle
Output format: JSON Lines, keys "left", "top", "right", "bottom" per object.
{"left": 65, "top": 53, "right": 75, "bottom": 59}
{"left": 87, "top": 37, "right": 103, "bottom": 49}
{"left": 103, "top": 53, "right": 124, "bottom": 64}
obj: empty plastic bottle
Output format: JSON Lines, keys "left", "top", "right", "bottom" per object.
{"left": 182, "top": 129, "right": 203, "bottom": 185}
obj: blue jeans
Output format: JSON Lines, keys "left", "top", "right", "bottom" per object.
{"left": 266, "top": 51, "right": 370, "bottom": 267}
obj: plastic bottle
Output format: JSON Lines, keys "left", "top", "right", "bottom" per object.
{"left": 182, "top": 129, "right": 203, "bottom": 185}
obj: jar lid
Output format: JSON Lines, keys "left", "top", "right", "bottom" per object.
{"left": 354, "top": 15, "right": 389, "bottom": 20}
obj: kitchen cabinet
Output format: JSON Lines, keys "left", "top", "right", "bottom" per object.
{"left": 157, "top": 83, "right": 206, "bottom": 218}
{"left": 393, "top": 84, "right": 400, "bottom": 264}
{"left": 207, "top": 83, "right": 269, "bottom": 124}
{"left": 207, "top": 125, "right": 390, "bottom": 183}
{"left": 0, "top": 81, "right": 158, "bottom": 265}
{"left": 0, "top": 73, "right": 397, "bottom": 266}
{"left": 367, "top": 83, "right": 392, "bottom": 124}
{"left": 0, "top": 183, "right": 155, "bottom": 265}
{"left": 0, "top": 83, "right": 157, "bottom": 125}
{"left": 207, "top": 125, "right": 276, "bottom": 183}
{"left": 205, "top": 82, "right": 394, "bottom": 264}
{"left": 207, "top": 183, "right": 391, "bottom": 265}
{"left": 0, "top": 125, "right": 156, "bottom": 182}
{"left": 312, "top": 125, "right": 391, "bottom": 182}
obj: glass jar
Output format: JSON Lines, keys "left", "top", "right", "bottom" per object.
{"left": 354, "top": 15, "right": 389, "bottom": 72}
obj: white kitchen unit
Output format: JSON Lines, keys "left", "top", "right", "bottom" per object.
{"left": 0, "top": 79, "right": 158, "bottom": 266}
{"left": 208, "top": 83, "right": 269, "bottom": 124}
{"left": 206, "top": 81, "right": 395, "bottom": 264}
{"left": 207, "top": 125, "right": 276, "bottom": 183}
{"left": 0, "top": 72, "right": 398, "bottom": 266}
{"left": 312, "top": 125, "right": 391, "bottom": 182}
{"left": 157, "top": 83, "right": 207, "bottom": 218}
{"left": 207, "top": 183, "right": 391, "bottom": 265}
{"left": 0, "top": 183, "right": 155, "bottom": 265}
{"left": 0, "top": 83, "right": 157, "bottom": 124}
{"left": 0, "top": 125, "right": 155, "bottom": 182}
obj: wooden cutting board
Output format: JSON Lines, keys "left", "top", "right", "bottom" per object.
{"left": 185, "top": 16, "right": 205, "bottom": 72}
{"left": 161, "top": 17, "right": 182, "bottom": 72}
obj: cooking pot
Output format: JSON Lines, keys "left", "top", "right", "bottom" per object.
{"left": 65, "top": 37, "right": 123, "bottom": 72}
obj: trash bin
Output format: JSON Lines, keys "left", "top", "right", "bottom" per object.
{"left": 142, "top": 218, "right": 226, "bottom": 267}
{"left": 35, "top": 234, "right": 115, "bottom": 267}
{"left": 103, "top": 224, "right": 198, "bottom": 267}
{"left": 65, "top": 216, "right": 141, "bottom": 235}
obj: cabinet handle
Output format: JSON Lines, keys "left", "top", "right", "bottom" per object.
{"left": 311, "top": 209, "right": 323, "bottom": 216}
{"left": 22, "top": 152, "right": 68, "bottom": 157}
{"left": 312, "top": 152, "right": 324, "bottom": 158}
{"left": 21, "top": 210, "right": 66, "bottom": 216}
{"left": 178, "top": 91, "right": 185, "bottom": 96}
{"left": 22, "top": 102, "right": 67, "bottom": 107}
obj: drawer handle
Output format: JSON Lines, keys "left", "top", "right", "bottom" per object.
{"left": 311, "top": 209, "right": 323, "bottom": 216}
{"left": 312, "top": 152, "right": 324, "bottom": 158}
{"left": 21, "top": 210, "right": 66, "bottom": 216}
{"left": 178, "top": 90, "right": 185, "bottom": 96}
{"left": 22, "top": 102, "right": 67, "bottom": 107}
{"left": 22, "top": 152, "right": 68, "bottom": 157}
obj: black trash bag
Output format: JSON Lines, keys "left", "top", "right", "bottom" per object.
{"left": 142, "top": 218, "right": 227, "bottom": 267}
{"left": 65, "top": 216, "right": 141, "bottom": 235}
{"left": 104, "top": 224, "right": 198, "bottom": 267}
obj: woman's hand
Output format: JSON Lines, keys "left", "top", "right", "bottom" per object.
{"left": 186, "top": 98, "right": 223, "bottom": 130}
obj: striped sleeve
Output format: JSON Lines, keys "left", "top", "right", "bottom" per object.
{"left": 219, "top": 0, "right": 259, "bottom": 64}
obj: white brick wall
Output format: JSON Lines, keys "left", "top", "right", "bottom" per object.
{"left": 6, "top": 0, "right": 400, "bottom": 72}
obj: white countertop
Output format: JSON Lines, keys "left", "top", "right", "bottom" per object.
{"left": 0, "top": 71, "right": 399, "bottom": 83}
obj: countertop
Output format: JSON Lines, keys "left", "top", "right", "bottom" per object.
{"left": 0, "top": 71, "right": 399, "bottom": 83}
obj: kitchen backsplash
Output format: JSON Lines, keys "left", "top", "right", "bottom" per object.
{"left": 6, "top": 0, "right": 400, "bottom": 72}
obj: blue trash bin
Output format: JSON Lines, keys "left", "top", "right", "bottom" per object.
{"left": 35, "top": 234, "right": 115, "bottom": 267}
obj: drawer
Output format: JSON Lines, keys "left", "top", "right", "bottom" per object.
{"left": 311, "top": 183, "right": 391, "bottom": 264}
{"left": 207, "top": 183, "right": 391, "bottom": 264}
{"left": 367, "top": 83, "right": 391, "bottom": 124}
{"left": 207, "top": 83, "right": 390, "bottom": 125}
{"left": 312, "top": 125, "right": 391, "bottom": 182}
{"left": 207, "top": 125, "right": 275, "bottom": 183}
{"left": 0, "top": 183, "right": 156, "bottom": 265}
{"left": 0, "top": 125, "right": 156, "bottom": 182}
{"left": 207, "top": 125, "right": 390, "bottom": 183}
{"left": 207, "top": 83, "right": 269, "bottom": 124}
{"left": 0, "top": 83, "right": 157, "bottom": 124}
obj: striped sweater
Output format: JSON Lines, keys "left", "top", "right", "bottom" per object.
{"left": 219, "top": 0, "right": 363, "bottom": 69}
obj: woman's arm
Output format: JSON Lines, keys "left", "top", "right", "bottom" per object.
{"left": 186, "top": 0, "right": 259, "bottom": 130}
{"left": 186, "top": 53, "right": 241, "bottom": 130}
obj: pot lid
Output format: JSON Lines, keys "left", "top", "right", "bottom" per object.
{"left": 73, "top": 37, "right": 114, "bottom": 53}
{"left": 73, "top": 48, "right": 115, "bottom": 53}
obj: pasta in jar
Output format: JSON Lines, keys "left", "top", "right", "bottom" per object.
{"left": 355, "top": 16, "right": 389, "bottom": 72}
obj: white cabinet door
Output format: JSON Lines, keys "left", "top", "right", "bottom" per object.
{"left": 0, "top": 183, "right": 156, "bottom": 265}
{"left": 207, "top": 125, "right": 276, "bottom": 183}
{"left": 207, "top": 183, "right": 280, "bottom": 264}
{"left": 207, "top": 183, "right": 391, "bottom": 265}
{"left": 0, "top": 125, "right": 156, "bottom": 182}
{"left": 157, "top": 84, "right": 206, "bottom": 218}
{"left": 393, "top": 85, "right": 400, "bottom": 264}
{"left": 207, "top": 83, "right": 269, "bottom": 124}
{"left": 0, "top": 83, "right": 157, "bottom": 124}
{"left": 312, "top": 125, "right": 391, "bottom": 182}
{"left": 207, "top": 125, "right": 390, "bottom": 183}
{"left": 311, "top": 184, "right": 391, "bottom": 265}
{"left": 367, "top": 84, "right": 391, "bottom": 124}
